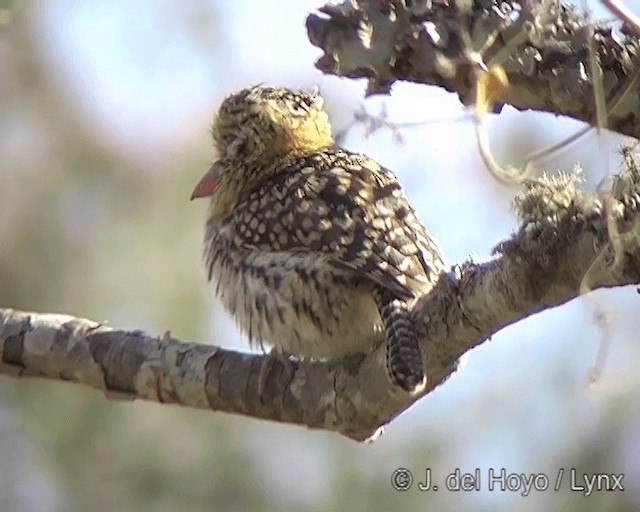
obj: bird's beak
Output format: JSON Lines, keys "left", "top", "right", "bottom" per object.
{"left": 191, "top": 163, "right": 221, "bottom": 200}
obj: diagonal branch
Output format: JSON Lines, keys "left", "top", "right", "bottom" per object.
{"left": 2, "top": 155, "right": 640, "bottom": 441}
{"left": 306, "top": 0, "right": 640, "bottom": 139}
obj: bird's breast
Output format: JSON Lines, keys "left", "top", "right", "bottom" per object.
{"left": 205, "top": 234, "right": 383, "bottom": 359}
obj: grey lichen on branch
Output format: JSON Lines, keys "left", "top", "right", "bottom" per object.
{"left": 412, "top": 149, "right": 640, "bottom": 385}
{"left": 306, "top": 0, "right": 640, "bottom": 139}
{"left": 2, "top": 154, "right": 640, "bottom": 440}
{"left": 500, "top": 150, "right": 640, "bottom": 286}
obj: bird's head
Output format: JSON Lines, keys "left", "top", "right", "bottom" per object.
{"left": 191, "top": 85, "right": 334, "bottom": 219}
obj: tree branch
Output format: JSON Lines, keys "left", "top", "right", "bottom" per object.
{"left": 306, "top": 0, "right": 640, "bottom": 139}
{"left": 3, "top": 152, "right": 640, "bottom": 441}
{"left": 4, "top": 0, "right": 640, "bottom": 442}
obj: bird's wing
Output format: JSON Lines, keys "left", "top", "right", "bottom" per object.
{"left": 226, "top": 151, "right": 445, "bottom": 299}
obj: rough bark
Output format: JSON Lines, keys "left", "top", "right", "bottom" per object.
{"left": 306, "top": 0, "right": 640, "bottom": 138}
{"left": 2, "top": 0, "right": 640, "bottom": 441}
{"left": 2, "top": 150, "right": 640, "bottom": 441}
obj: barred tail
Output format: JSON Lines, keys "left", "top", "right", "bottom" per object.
{"left": 373, "top": 287, "right": 426, "bottom": 394}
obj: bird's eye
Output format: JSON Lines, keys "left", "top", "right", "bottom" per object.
{"left": 228, "top": 135, "right": 248, "bottom": 157}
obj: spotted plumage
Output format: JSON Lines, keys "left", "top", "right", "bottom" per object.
{"left": 192, "top": 85, "right": 445, "bottom": 393}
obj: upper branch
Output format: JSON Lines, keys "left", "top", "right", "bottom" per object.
{"left": 306, "top": 0, "right": 640, "bottom": 139}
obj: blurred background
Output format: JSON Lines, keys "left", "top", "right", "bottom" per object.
{"left": 1, "top": 0, "right": 639, "bottom": 510}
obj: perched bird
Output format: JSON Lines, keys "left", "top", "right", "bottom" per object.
{"left": 191, "top": 85, "right": 445, "bottom": 393}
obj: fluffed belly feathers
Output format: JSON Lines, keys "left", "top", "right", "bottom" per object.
{"left": 207, "top": 243, "right": 385, "bottom": 358}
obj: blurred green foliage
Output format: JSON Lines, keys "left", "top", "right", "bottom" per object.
{"left": 0, "top": 1, "right": 638, "bottom": 511}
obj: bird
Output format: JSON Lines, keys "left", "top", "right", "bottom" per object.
{"left": 191, "top": 85, "right": 445, "bottom": 394}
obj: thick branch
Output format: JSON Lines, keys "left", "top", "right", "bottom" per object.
{"left": 307, "top": 0, "right": 640, "bottom": 139}
{"left": 2, "top": 156, "right": 640, "bottom": 441}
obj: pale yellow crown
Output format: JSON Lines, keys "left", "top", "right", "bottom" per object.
{"left": 212, "top": 85, "right": 334, "bottom": 163}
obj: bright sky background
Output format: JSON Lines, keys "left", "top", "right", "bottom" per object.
{"left": 19, "top": 0, "right": 640, "bottom": 507}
